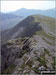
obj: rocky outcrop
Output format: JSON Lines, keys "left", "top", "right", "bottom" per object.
{"left": 1, "top": 33, "right": 55, "bottom": 74}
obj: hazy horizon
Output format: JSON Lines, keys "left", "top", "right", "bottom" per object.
{"left": 1, "top": 7, "right": 55, "bottom": 13}
{"left": 1, "top": 1, "right": 55, "bottom": 13}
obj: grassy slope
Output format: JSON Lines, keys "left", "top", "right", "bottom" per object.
{"left": 32, "top": 15, "right": 55, "bottom": 33}
{"left": 31, "top": 15, "right": 55, "bottom": 45}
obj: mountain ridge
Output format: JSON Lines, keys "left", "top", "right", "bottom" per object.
{"left": 0, "top": 13, "right": 24, "bottom": 30}
{"left": 1, "top": 14, "right": 55, "bottom": 42}
{"left": 8, "top": 8, "right": 56, "bottom": 18}
{"left": 1, "top": 14, "right": 55, "bottom": 74}
{"left": 0, "top": 13, "right": 22, "bottom": 21}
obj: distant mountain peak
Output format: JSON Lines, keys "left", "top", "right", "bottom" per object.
{"left": 19, "top": 8, "right": 27, "bottom": 10}
{"left": 10, "top": 8, "right": 55, "bottom": 18}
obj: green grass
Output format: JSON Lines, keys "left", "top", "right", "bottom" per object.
{"left": 35, "top": 30, "right": 55, "bottom": 40}
{"left": 42, "top": 37, "right": 53, "bottom": 45}
{"left": 44, "top": 48, "right": 50, "bottom": 56}
{"left": 26, "top": 60, "right": 33, "bottom": 68}
{"left": 7, "top": 42, "right": 13, "bottom": 45}
{"left": 52, "top": 57, "right": 56, "bottom": 69}
{"left": 20, "top": 63, "right": 26, "bottom": 69}
{"left": 33, "top": 15, "right": 55, "bottom": 33}
{"left": 37, "top": 57, "right": 47, "bottom": 68}
{"left": 32, "top": 67, "right": 40, "bottom": 74}
{"left": 21, "top": 60, "right": 40, "bottom": 74}
{"left": 2, "top": 64, "right": 15, "bottom": 74}
{"left": 18, "top": 49, "right": 29, "bottom": 58}
{"left": 21, "top": 60, "right": 33, "bottom": 69}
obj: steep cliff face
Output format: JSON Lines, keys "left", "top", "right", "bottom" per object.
{"left": 1, "top": 15, "right": 43, "bottom": 41}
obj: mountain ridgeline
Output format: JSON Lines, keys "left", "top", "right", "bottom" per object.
{"left": 10, "top": 8, "right": 56, "bottom": 18}
{"left": 1, "top": 15, "right": 41, "bottom": 41}
{"left": 1, "top": 14, "right": 55, "bottom": 74}
{"left": 0, "top": 8, "right": 55, "bottom": 31}
{"left": 0, "top": 13, "right": 20, "bottom": 21}
{"left": 2, "top": 15, "right": 55, "bottom": 42}
{"left": 0, "top": 13, "right": 24, "bottom": 31}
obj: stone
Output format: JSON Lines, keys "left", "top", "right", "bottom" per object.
{"left": 32, "top": 65, "right": 35, "bottom": 68}
{"left": 38, "top": 66, "right": 46, "bottom": 70}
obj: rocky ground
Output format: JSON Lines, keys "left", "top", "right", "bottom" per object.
{"left": 1, "top": 33, "right": 55, "bottom": 74}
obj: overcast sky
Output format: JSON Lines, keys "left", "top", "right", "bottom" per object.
{"left": 1, "top": 0, "right": 55, "bottom": 13}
